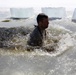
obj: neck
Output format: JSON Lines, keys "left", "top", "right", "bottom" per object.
{"left": 38, "top": 25, "right": 45, "bottom": 31}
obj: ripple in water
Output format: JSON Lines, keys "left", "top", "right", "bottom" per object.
{"left": 0, "top": 24, "right": 75, "bottom": 57}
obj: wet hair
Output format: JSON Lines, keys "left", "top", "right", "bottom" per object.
{"left": 37, "top": 13, "right": 48, "bottom": 24}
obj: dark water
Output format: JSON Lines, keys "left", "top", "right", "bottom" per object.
{"left": 0, "top": 18, "right": 76, "bottom": 75}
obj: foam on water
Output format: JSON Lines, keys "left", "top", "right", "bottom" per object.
{"left": 0, "top": 10, "right": 76, "bottom": 75}
{"left": 0, "top": 22, "right": 75, "bottom": 57}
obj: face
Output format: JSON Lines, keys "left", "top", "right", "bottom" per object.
{"left": 40, "top": 18, "right": 49, "bottom": 29}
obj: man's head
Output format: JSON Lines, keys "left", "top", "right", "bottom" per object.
{"left": 37, "top": 13, "right": 49, "bottom": 30}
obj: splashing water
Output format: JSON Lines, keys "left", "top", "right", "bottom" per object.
{"left": 0, "top": 19, "right": 76, "bottom": 75}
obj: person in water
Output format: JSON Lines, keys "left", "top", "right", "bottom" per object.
{"left": 27, "top": 13, "right": 49, "bottom": 47}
